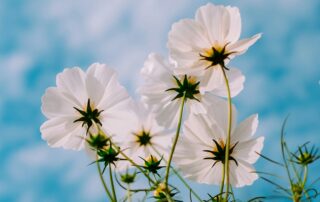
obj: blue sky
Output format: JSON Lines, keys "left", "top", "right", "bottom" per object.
{"left": 1, "top": 0, "right": 320, "bottom": 201}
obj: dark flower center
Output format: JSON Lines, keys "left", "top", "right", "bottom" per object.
{"left": 134, "top": 129, "right": 152, "bottom": 146}
{"left": 74, "top": 99, "right": 104, "bottom": 134}
{"left": 199, "top": 43, "right": 235, "bottom": 70}
{"left": 203, "top": 139, "right": 239, "bottom": 167}
{"left": 166, "top": 75, "right": 200, "bottom": 102}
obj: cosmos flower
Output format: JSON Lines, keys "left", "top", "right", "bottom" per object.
{"left": 139, "top": 53, "right": 242, "bottom": 128}
{"left": 174, "top": 99, "right": 264, "bottom": 187}
{"left": 40, "top": 63, "right": 134, "bottom": 150}
{"left": 168, "top": 3, "right": 260, "bottom": 92}
{"left": 118, "top": 102, "right": 172, "bottom": 163}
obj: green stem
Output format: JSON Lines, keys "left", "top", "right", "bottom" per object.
{"left": 280, "top": 123, "right": 295, "bottom": 195}
{"left": 302, "top": 165, "right": 311, "bottom": 201}
{"left": 221, "top": 67, "right": 233, "bottom": 202}
{"left": 96, "top": 155, "right": 114, "bottom": 201}
{"left": 109, "top": 165, "right": 117, "bottom": 201}
{"left": 230, "top": 185, "right": 236, "bottom": 202}
{"left": 152, "top": 146, "right": 202, "bottom": 202}
{"left": 302, "top": 166, "right": 308, "bottom": 187}
{"left": 164, "top": 92, "right": 187, "bottom": 201}
{"left": 127, "top": 184, "right": 132, "bottom": 202}
{"left": 219, "top": 162, "right": 226, "bottom": 200}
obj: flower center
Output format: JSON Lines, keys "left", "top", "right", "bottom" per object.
{"left": 134, "top": 129, "right": 152, "bottom": 146}
{"left": 199, "top": 43, "right": 235, "bottom": 70}
{"left": 203, "top": 139, "right": 239, "bottom": 167}
{"left": 165, "top": 75, "right": 200, "bottom": 102}
{"left": 73, "top": 99, "right": 104, "bottom": 134}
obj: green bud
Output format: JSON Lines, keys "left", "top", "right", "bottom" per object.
{"left": 142, "top": 155, "right": 164, "bottom": 175}
{"left": 86, "top": 132, "right": 108, "bottom": 150}
{"left": 120, "top": 170, "right": 137, "bottom": 184}
{"left": 292, "top": 142, "right": 320, "bottom": 166}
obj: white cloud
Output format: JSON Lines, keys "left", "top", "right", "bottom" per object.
{"left": 0, "top": 53, "right": 31, "bottom": 96}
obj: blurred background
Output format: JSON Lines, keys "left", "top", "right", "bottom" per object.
{"left": 1, "top": 0, "right": 319, "bottom": 201}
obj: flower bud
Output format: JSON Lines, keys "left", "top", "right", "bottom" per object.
{"left": 120, "top": 170, "right": 137, "bottom": 184}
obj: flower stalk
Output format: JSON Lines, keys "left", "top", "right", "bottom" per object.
{"left": 221, "top": 66, "right": 233, "bottom": 202}
{"left": 96, "top": 155, "right": 114, "bottom": 202}
{"left": 109, "top": 165, "right": 117, "bottom": 201}
{"left": 164, "top": 93, "right": 187, "bottom": 187}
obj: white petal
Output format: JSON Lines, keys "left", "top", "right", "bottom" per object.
{"left": 140, "top": 53, "right": 173, "bottom": 84}
{"left": 168, "top": 19, "right": 210, "bottom": 53}
{"left": 233, "top": 136, "right": 264, "bottom": 164}
{"left": 227, "top": 33, "right": 262, "bottom": 56}
{"left": 86, "top": 63, "right": 116, "bottom": 89}
{"left": 154, "top": 99, "right": 181, "bottom": 128}
{"left": 207, "top": 68, "right": 245, "bottom": 97}
{"left": 205, "top": 96, "right": 237, "bottom": 135}
{"left": 41, "top": 87, "right": 78, "bottom": 119}
{"left": 184, "top": 113, "right": 224, "bottom": 145}
{"left": 40, "top": 117, "right": 85, "bottom": 150}
{"left": 199, "top": 67, "right": 224, "bottom": 94}
{"left": 97, "top": 75, "right": 131, "bottom": 112}
{"left": 197, "top": 162, "right": 223, "bottom": 185}
{"left": 230, "top": 160, "right": 259, "bottom": 187}
{"left": 225, "top": 6, "right": 241, "bottom": 43}
{"left": 56, "top": 67, "right": 87, "bottom": 107}
{"left": 189, "top": 100, "right": 207, "bottom": 114}
{"left": 196, "top": 3, "right": 233, "bottom": 44}
{"left": 86, "top": 63, "right": 116, "bottom": 106}
{"left": 233, "top": 114, "right": 259, "bottom": 142}
{"left": 100, "top": 106, "right": 136, "bottom": 139}
{"left": 62, "top": 124, "right": 86, "bottom": 150}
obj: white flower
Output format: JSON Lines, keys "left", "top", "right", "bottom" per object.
{"left": 168, "top": 3, "right": 259, "bottom": 93}
{"left": 174, "top": 99, "right": 264, "bottom": 187}
{"left": 40, "top": 63, "right": 134, "bottom": 150}
{"left": 139, "top": 53, "right": 230, "bottom": 128}
{"left": 116, "top": 101, "right": 172, "bottom": 165}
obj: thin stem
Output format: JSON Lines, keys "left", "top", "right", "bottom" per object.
{"left": 127, "top": 184, "right": 132, "bottom": 202}
{"left": 221, "top": 66, "right": 233, "bottom": 202}
{"left": 280, "top": 120, "right": 294, "bottom": 194}
{"left": 230, "top": 185, "right": 236, "bottom": 202}
{"left": 219, "top": 163, "right": 226, "bottom": 201}
{"left": 109, "top": 165, "right": 117, "bottom": 201}
{"left": 302, "top": 166, "right": 311, "bottom": 201}
{"left": 283, "top": 143, "right": 301, "bottom": 183}
{"left": 96, "top": 155, "right": 114, "bottom": 201}
{"left": 164, "top": 93, "right": 187, "bottom": 187}
{"left": 302, "top": 166, "right": 308, "bottom": 186}
{"left": 152, "top": 146, "right": 202, "bottom": 202}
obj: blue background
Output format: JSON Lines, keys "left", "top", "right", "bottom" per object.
{"left": 1, "top": 0, "right": 319, "bottom": 201}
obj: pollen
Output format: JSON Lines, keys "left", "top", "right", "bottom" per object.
{"left": 213, "top": 138, "right": 225, "bottom": 152}
{"left": 199, "top": 43, "right": 234, "bottom": 70}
